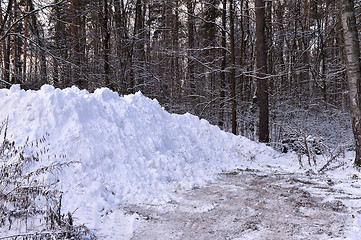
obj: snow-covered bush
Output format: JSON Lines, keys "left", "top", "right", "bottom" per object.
{"left": 275, "top": 125, "right": 348, "bottom": 171}
{"left": 281, "top": 134, "right": 324, "bottom": 155}
{"left": 0, "top": 119, "right": 96, "bottom": 239}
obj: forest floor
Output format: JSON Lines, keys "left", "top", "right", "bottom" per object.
{"left": 129, "top": 167, "right": 358, "bottom": 240}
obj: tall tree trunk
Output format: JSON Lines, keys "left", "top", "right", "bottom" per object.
{"left": 13, "top": 0, "right": 18, "bottom": 84}
{"left": 161, "top": 0, "right": 172, "bottom": 99}
{"left": 102, "top": 0, "right": 110, "bottom": 88}
{"left": 255, "top": 0, "right": 269, "bottom": 142}
{"left": 114, "top": 0, "right": 128, "bottom": 93}
{"left": 339, "top": 0, "right": 361, "bottom": 167}
{"left": 3, "top": 35, "right": 10, "bottom": 84}
{"left": 71, "top": 0, "right": 80, "bottom": 87}
{"left": 0, "top": 0, "right": 12, "bottom": 85}
{"left": 133, "top": 0, "right": 143, "bottom": 85}
{"left": 302, "top": 0, "right": 312, "bottom": 94}
{"left": 23, "top": 0, "right": 29, "bottom": 82}
{"left": 187, "top": 0, "right": 195, "bottom": 97}
{"left": 29, "top": 0, "right": 47, "bottom": 87}
{"left": 239, "top": 0, "right": 245, "bottom": 102}
{"left": 219, "top": 0, "right": 226, "bottom": 128}
{"left": 230, "top": 0, "right": 237, "bottom": 134}
{"left": 173, "top": 0, "right": 180, "bottom": 99}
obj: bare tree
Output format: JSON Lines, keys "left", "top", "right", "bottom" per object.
{"left": 255, "top": 0, "right": 269, "bottom": 142}
{"left": 229, "top": 0, "right": 237, "bottom": 134}
{"left": 102, "top": 0, "right": 111, "bottom": 88}
{"left": 70, "top": 0, "right": 87, "bottom": 88}
{"left": 339, "top": 0, "right": 361, "bottom": 167}
{"left": 218, "top": 0, "right": 226, "bottom": 128}
{"left": 0, "top": 0, "right": 356, "bottom": 150}
{"left": 0, "top": 0, "right": 12, "bottom": 85}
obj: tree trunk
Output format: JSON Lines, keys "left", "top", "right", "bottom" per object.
{"left": 71, "top": 0, "right": 80, "bottom": 87}
{"left": 133, "top": 0, "right": 145, "bottom": 91}
{"left": 3, "top": 35, "right": 10, "bottom": 84}
{"left": 23, "top": 0, "right": 29, "bottom": 82}
{"left": 230, "top": 0, "right": 237, "bottom": 134}
{"left": 103, "top": 0, "right": 110, "bottom": 88}
{"left": 339, "top": 0, "right": 361, "bottom": 167}
{"left": 0, "top": 0, "right": 12, "bottom": 85}
{"left": 13, "top": 0, "right": 18, "bottom": 84}
{"left": 239, "top": 0, "right": 245, "bottom": 102}
{"left": 219, "top": 0, "right": 226, "bottom": 128}
{"left": 29, "top": 0, "right": 47, "bottom": 87}
{"left": 187, "top": 0, "right": 195, "bottom": 97}
{"left": 173, "top": 0, "right": 180, "bottom": 99}
{"left": 255, "top": 0, "right": 269, "bottom": 142}
{"left": 114, "top": 0, "right": 128, "bottom": 93}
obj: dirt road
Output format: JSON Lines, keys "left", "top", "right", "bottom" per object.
{"left": 129, "top": 169, "right": 352, "bottom": 240}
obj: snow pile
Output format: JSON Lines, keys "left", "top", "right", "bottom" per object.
{"left": 2, "top": 85, "right": 361, "bottom": 239}
{"left": 0, "top": 85, "right": 275, "bottom": 231}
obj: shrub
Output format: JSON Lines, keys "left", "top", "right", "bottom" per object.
{"left": 0, "top": 118, "right": 96, "bottom": 239}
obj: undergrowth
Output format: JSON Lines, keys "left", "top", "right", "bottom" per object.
{"left": 272, "top": 123, "right": 349, "bottom": 172}
{"left": 0, "top": 118, "right": 96, "bottom": 239}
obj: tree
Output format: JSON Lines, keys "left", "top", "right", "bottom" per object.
{"left": 49, "top": 0, "right": 72, "bottom": 88}
{"left": 70, "top": 0, "right": 79, "bottom": 85}
{"left": 13, "top": 0, "right": 18, "bottom": 84}
{"left": 339, "top": 0, "right": 361, "bottom": 167}
{"left": 218, "top": 0, "right": 226, "bottom": 128}
{"left": 229, "top": 0, "right": 237, "bottom": 134}
{"left": 102, "top": 0, "right": 111, "bottom": 88}
{"left": 22, "top": 0, "right": 30, "bottom": 82}
{"left": 132, "top": 0, "right": 145, "bottom": 91}
{"left": 113, "top": 0, "right": 127, "bottom": 93}
{"left": 0, "top": 0, "right": 356, "bottom": 150}
{"left": 186, "top": 0, "right": 196, "bottom": 98}
{"left": 70, "top": 0, "right": 87, "bottom": 89}
{"left": 255, "top": 0, "right": 269, "bottom": 142}
{"left": 0, "top": 0, "right": 12, "bottom": 85}
{"left": 29, "top": 0, "right": 48, "bottom": 87}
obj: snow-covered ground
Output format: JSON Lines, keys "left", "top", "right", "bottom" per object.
{"left": 0, "top": 85, "right": 360, "bottom": 239}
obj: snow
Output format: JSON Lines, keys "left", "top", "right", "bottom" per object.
{"left": 0, "top": 85, "right": 360, "bottom": 239}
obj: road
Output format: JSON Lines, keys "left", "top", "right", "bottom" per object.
{"left": 129, "top": 169, "right": 352, "bottom": 240}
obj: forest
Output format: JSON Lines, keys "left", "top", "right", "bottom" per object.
{"left": 0, "top": 0, "right": 361, "bottom": 161}
{"left": 2, "top": 1, "right": 361, "bottom": 238}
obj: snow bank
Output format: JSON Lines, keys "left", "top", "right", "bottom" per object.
{"left": 2, "top": 85, "right": 361, "bottom": 239}
{"left": 0, "top": 85, "right": 275, "bottom": 226}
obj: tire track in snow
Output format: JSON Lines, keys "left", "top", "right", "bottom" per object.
{"left": 129, "top": 169, "right": 352, "bottom": 240}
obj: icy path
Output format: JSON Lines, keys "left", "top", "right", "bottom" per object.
{"left": 129, "top": 169, "right": 352, "bottom": 240}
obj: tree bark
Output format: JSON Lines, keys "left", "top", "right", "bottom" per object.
{"left": 103, "top": 0, "right": 110, "bottom": 88}
{"left": 0, "top": 0, "right": 12, "bottom": 84}
{"left": 13, "top": 0, "right": 18, "bottom": 84}
{"left": 339, "top": 0, "right": 361, "bottom": 167}
{"left": 230, "top": 0, "right": 237, "bottom": 134}
{"left": 114, "top": 0, "right": 129, "bottom": 93}
{"left": 29, "top": 0, "right": 47, "bottom": 87}
{"left": 219, "top": 0, "right": 226, "bottom": 128}
{"left": 23, "top": 0, "right": 30, "bottom": 82}
{"left": 255, "top": 0, "right": 269, "bottom": 142}
{"left": 187, "top": 0, "right": 195, "bottom": 97}
{"left": 133, "top": 0, "right": 145, "bottom": 90}
{"left": 71, "top": 0, "right": 81, "bottom": 87}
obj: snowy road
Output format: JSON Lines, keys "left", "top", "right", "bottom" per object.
{"left": 129, "top": 169, "right": 352, "bottom": 240}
